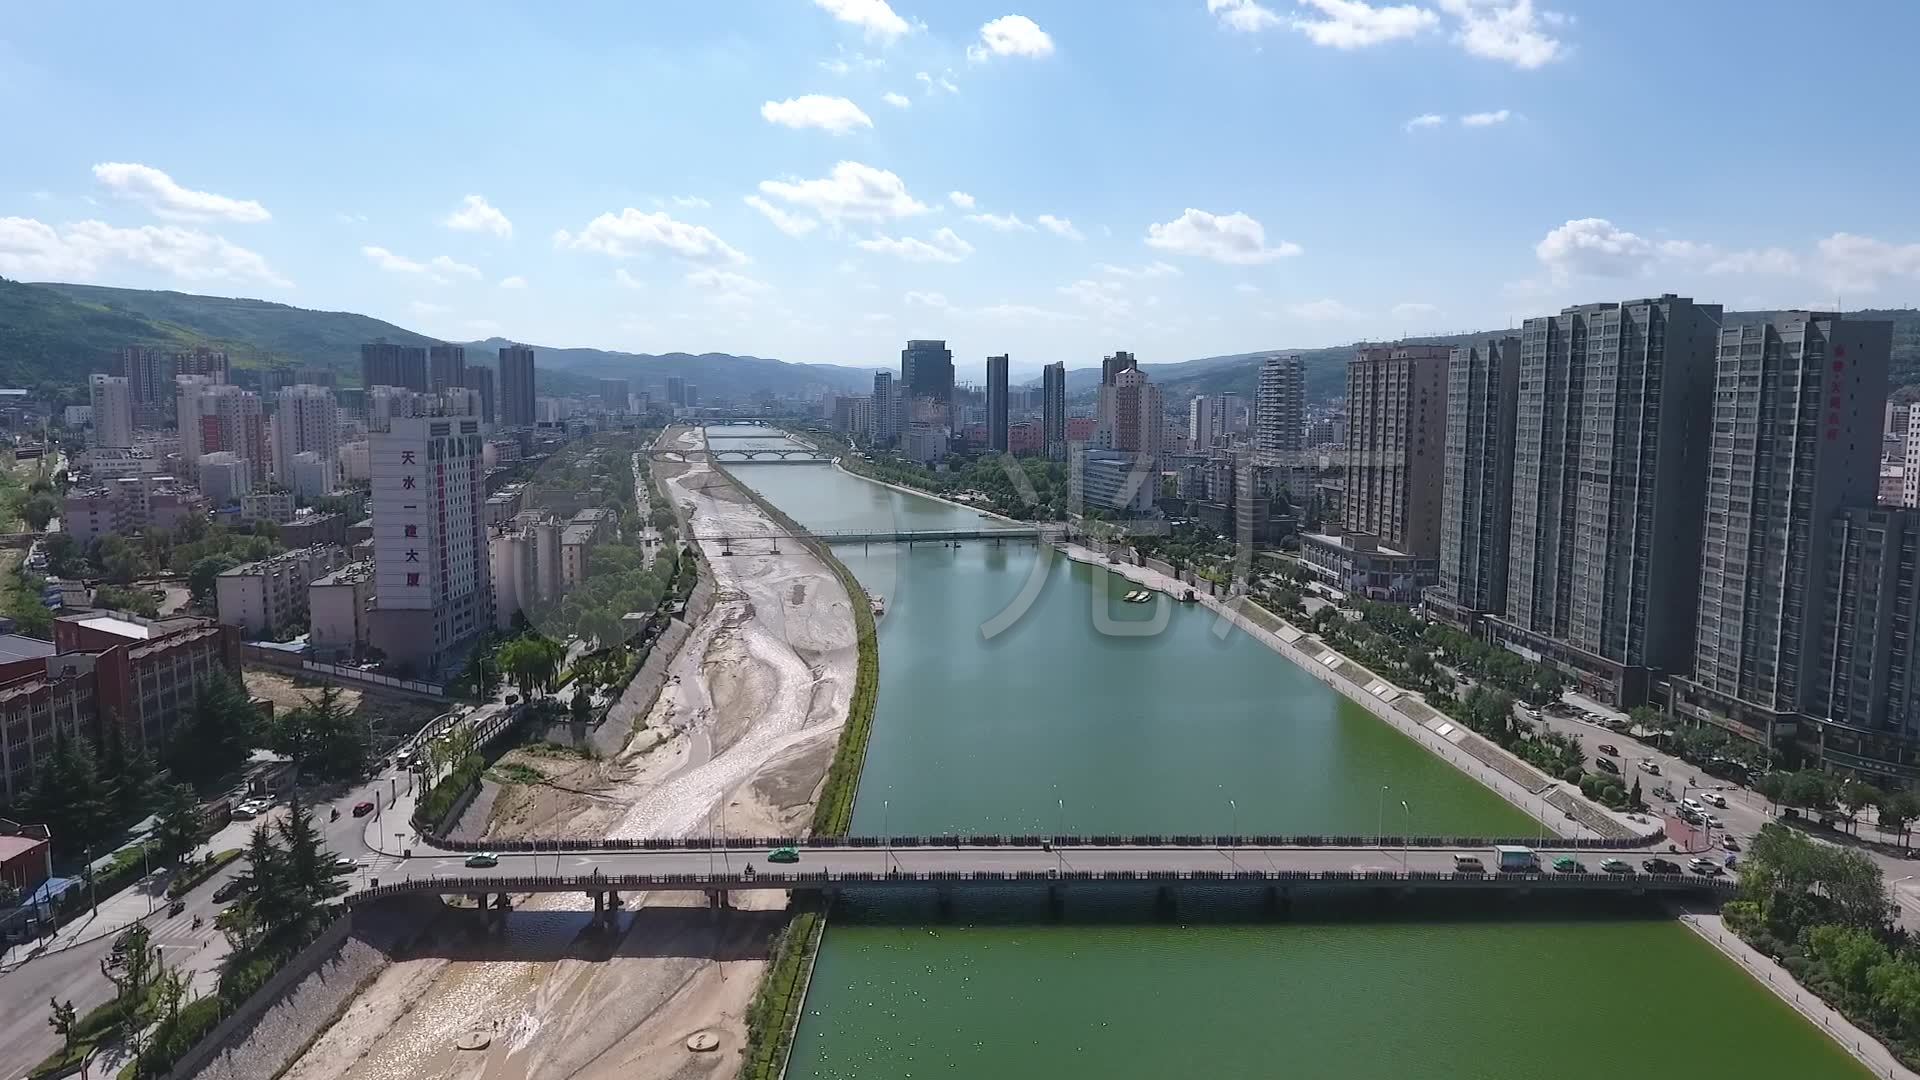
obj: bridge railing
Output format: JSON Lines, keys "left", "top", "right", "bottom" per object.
{"left": 418, "top": 828, "right": 1667, "bottom": 854}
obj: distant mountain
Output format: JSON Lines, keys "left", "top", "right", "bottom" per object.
{"left": 9, "top": 280, "right": 880, "bottom": 401}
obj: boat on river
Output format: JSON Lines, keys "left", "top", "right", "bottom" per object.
{"left": 870, "top": 595, "right": 886, "bottom": 618}
{"left": 1122, "top": 589, "right": 1153, "bottom": 604}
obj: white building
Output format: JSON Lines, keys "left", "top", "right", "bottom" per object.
{"left": 338, "top": 439, "right": 371, "bottom": 482}
{"left": 88, "top": 375, "right": 133, "bottom": 449}
{"left": 368, "top": 411, "right": 491, "bottom": 673}
{"left": 196, "top": 451, "right": 252, "bottom": 505}
{"left": 77, "top": 447, "right": 163, "bottom": 480}
{"left": 488, "top": 512, "right": 561, "bottom": 631}
{"left": 240, "top": 490, "right": 294, "bottom": 525}
{"left": 286, "top": 451, "right": 338, "bottom": 500}
{"left": 178, "top": 378, "right": 266, "bottom": 484}
{"left": 63, "top": 405, "right": 94, "bottom": 429}
{"left": 271, "top": 385, "right": 340, "bottom": 486}
{"left": 215, "top": 545, "right": 347, "bottom": 638}
{"left": 309, "top": 560, "right": 373, "bottom": 661}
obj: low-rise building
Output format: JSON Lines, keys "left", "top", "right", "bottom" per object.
{"left": 46, "top": 612, "right": 241, "bottom": 760}
{"left": 1298, "top": 531, "right": 1437, "bottom": 604}
{"left": 484, "top": 484, "right": 525, "bottom": 527}
{"left": 215, "top": 546, "right": 348, "bottom": 638}
{"left": 240, "top": 490, "right": 294, "bottom": 526}
{"left": 196, "top": 451, "right": 251, "bottom": 505}
{"left": 308, "top": 560, "right": 373, "bottom": 662}
{"left": 63, "top": 477, "right": 208, "bottom": 546}
{"left": 0, "top": 819, "right": 53, "bottom": 901}
{"left": 559, "top": 507, "right": 615, "bottom": 590}
{"left": 1074, "top": 450, "right": 1156, "bottom": 514}
{"left": 286, "top": 451, "right": 338, "bottom": 500}
{"left": 279, "top": 511, "right": 349, "bottom": 549}
{"left": 76, "top": 447, "right": 164, "bottom": 480}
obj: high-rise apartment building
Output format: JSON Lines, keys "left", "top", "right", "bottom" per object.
{"left": 361, "top": 339, "right": 428, "bottom": 392}
{"left": 666, "top": 376, "right": 686, "bottom": 408}
{"left": 178, "top": 380, "right": 268, "bottom": 484}
{"left": 986, "top": 355, "right": 1009, "bottom": 453}
{"left": 175, "top": 345, "right": 230, "bottom": 382}
{"left": 1188, "top": 395, "right": 1215, "bottom": 450}
{"left": 1674, "top": 312, "right": 1891, "bottom": 745}
{"left": 901, "top": 340, "right": 955, "bottom": 417}
{"left": 271, "top": 384, "right": 341, "bottom": 488}
{"left": 1342, "top": 345, "right": 1449, "bottom": 555}
{"left": 368, "top": 410, "right": 491, "bottom": 673}
{"left": 599, "top": 378, "right": 630, "bottom": 414}
{"left": 1255, "top": 355, "right": 1305, "bottom": 456}
{"left": 1096, "top": 367, "right": 1163, "bottom": 460}
{"left": 1101, "top": 350, "right": 1138, "bottom": 386}
{"left": 683, "top": 383, "right": 699, "bottom": 408}
{"left": 497, "top": 344, "right": 536, "bottom": 427}
{"left": 871, "top": 371, "right": 898, "bottom": 447}
{"left": 1490, "top": 295, "right": 1721, "bottom": 705}
{"left": 1805, "top": 507, "right": 1920, "bottom": 784}
{"left": 1042, "top": 362, "right": 1067, "bottom": 462}
{"left": 1430, "top": 338, "right": 1521, "bottom": 626}
{"left": 120, "top": 346, "right": 181, "bottom": 428}
{"left": 428, "top": 344, "right": 466, "bottom": 393}
{"left": 462, "top": 365, "right": 496, "bottom": 424}
{"left": 88, "top": 375, "right": 134, "bottom": 449}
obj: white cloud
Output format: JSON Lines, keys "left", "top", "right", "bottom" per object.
{"left": 967, "top": 14, "right": 1055, "bottom": 62}
{"left": 812, "top": 0, "right": 910, "bottom": 42}
{"left": 977, "top": 303, "right": 1083, "bottom": 324}
{"left": 854, "top": 227, "right": 974, "bottom": 263}
{"left": 362, "top": 246, "right": 427, "bottom": 274}
{"left": 90, "top": 162, "right": 271, "bottom": 224}
{"left": 0, "top": 216, "right": 290, "bottom": 287}
{"left": 685, "top": 268, "right": 770, "bottom": 296}
{"left": 1036, "top": 214, "right": 1082, "bottom": 240}
{"left": 1816, "top": 233, "right": 1920, "bottom": 293}
{"left": 1290, "top": 0, "right": 1437, "bottom": 49}
{"left": 819, "top": 47, "right": 887, "bottom": 75}
{"left": 761, "top": 94, "right": 874, "bottom": 135}
{"left": 409, "top": 301, "right": 449, "bottom": 317}
{"left": 1098, "top": 260, "right": 1182, "bottom": 279}
{"left": 334, "top": 211, "right": 367, "bottom": 225}
{"left": 1234, "top": 282, "right": 1261, "bottom": 295}
{"left": 671, "top": 195, "right": 712, "bottom": 209}
{"left": 1391, "top": 301, "right": 1440, "bottom": 319}
{"left": 430, "top": 254, "right": 481, "bottom": 280}
{"left": 915, "top": 71, "right": 960, "bottom": 95}
{"left": 1207, "top": 0, "right": 1283, "bottom": 33}
{"left": 1534, "top": 217, "right": 1653, "bottom": 280}
{"left": 758, "top": 161, "right": 928, "bottom": 224}
{"left": 1289, "top": 298, "right": 1364, "bottom": 320}
{"left": 1437, "top": 0, "right": 1565, "bottom": 69}
{"left": 949, "top": 191, "right": 976, "bottom": 209}
{"left": 882, "top": 91, "right": 912, "bottom": 108}
{"left": 443, "top": 193, "right": 513, "bottom": 237}
{"left": 1405, "top": 113, "right": 1447, "bottom": 131}
{"left": 1460, "top": 108, "right": 1511, "bottom": 126}
{"left": 1145, "top": 208, "right": 1301, "bottom": 264}
{"left": 820, "top": 58, "right": 851, "bottom": 75}
{"left": 967, "top": 212, "right": 1033, "bottom": 232}
{"left": 743, "top": 195, "right": 820, "bottom": 238}
{"left": 862, "top": 312, "right": 894, "bottom": 323}
{"left": 1060, "top": 278, "right": 1133, "bottom": 319}
{"left": 554, "top": 208, "right": 749, "bottom": 265}
{"left": 614, "top": 268, "right": 647, "bottom": 290}
{"left": 1708, "top": 247, "right": 1801, "bottom": 276}
{"left": 905, "top": 290, "right": 953, "bottom": 309}
{"left": 498, "top": 275, "right": 527, "bottom": 289}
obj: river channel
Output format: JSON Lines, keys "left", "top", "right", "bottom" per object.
{"left": 720, "top": 436, "right": 1868, "bottom": 1079}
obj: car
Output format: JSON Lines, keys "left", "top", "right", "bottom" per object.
{"left": 1638, "top": 760, "right": 1662, "bottom": 774}
{"left": 769, "top": 846, "right": 802, "bottom": 864}
{"left": 464, "top": 852, "right": 500, "bottom": 868}
{"left": 1689, "top": 857, "right": 1725, "bottom": 876}
{"left": 332, "top": 856, "right": 358, "bottom": 871}
{"left": 1721, "top": 836, "right": 1741, "bottom": 852}
{"left": 1597, "top": 743, "right": 1620, "bottom": 757}
{"left": 1642, "top": 857, "right": 1683, "bottom": 874}
{"left": 1552, "top": 856, "right": 1586, "bottom": 873}
{"left": 1599, "top": 858, "right": 1632, "bottom": 874}
{"left": 1705, "top": 815, "right": 1724, "bottom": 830}
{"left": 1452, "top": 854, "right": 1485, "bottom": 873}
{"left": 212, "top": 877, "right": 248, "bottom": 903}
{"left": 352, "top": 800, "right": 376, "bottom": 817}
{"left": 1595, "top": 757, "right": 1621, "bottom": 775}
{"left": 1701, "top": 792, "right": 1729, "bottom": 809}
{"left": 230, "top": 803, "right": 257, "bottom": 820}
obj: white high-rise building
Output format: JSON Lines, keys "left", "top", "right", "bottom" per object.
{"left": 368, "top": 411, "right": 491, "bottom": 673}
{"left": 1255, "top": 355, "right": 1305, "bottom": 456}
{"left": 88, "top": 375, "right": 134, "bottom": 449}
{"left": 271, "top": 385, "right": 341, "bottom": 486}
{"left": 178, "top": 379, "right": 267, "bottom": 485}
{"left": 1187, "top": 395, "right": 1215, "bottom": 449}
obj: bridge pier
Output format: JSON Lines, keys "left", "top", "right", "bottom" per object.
{"left": 935, "top": 888, "right": 954, "bottom": 920}
{"left": 1263, "top": 886, "right": 1291, "bottom": 918}
{"left": 590, "top": 890, "right": 605, "bottom": 916}
{"left": 1046, "top": 885, "right": 1064, "bottom": 919}
{"left": 1153, "top": 886, "right": 1178, "bottom": 922}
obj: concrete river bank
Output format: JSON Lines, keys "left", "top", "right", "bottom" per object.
{"left": 723, "top": 442, "right": 1871, "bottom": 1080}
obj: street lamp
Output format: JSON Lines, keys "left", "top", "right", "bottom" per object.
{"left": 1228, "top": 799, "right": 1238, "bottom": 874}
{"left": 1401, "top": 801, "right": 1412, "bottom": 871}
{"left": 883, "top": 798, "right": 891, "bottom": 874}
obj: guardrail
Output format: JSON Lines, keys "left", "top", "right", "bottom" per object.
{"left": 415, "top": 830, "right": 1670, "bottom": 853}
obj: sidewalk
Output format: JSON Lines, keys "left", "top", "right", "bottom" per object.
{"left": 1678, "top": 911, "right": 1917, "bottom": 1080}
{"left": 0, "top": 864, "right": 173, "bottom": 971}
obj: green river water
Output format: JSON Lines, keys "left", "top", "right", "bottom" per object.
{"left": 721, "top": 447, "right": 1868, "bottom": 1080}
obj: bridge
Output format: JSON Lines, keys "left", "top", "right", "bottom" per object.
{"left": 359, "top": 844, "right": 1731, "bottom": 905}
{"left": 652, "top": 449, "right": 828, "bottom": 464}
{"left": 689, "top": 526, "right": 1047, "bottom": 547}
{"left": 704, "top": 432, "right": 805, "bottom": 440}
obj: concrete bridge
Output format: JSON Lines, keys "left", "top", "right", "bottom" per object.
{"left": 360, "top": 844, "right": 1730, "bottom": 905}
{"left": 652, "top": 449, "right": 828, "bottom": 464}
{"left": 689, "top": 526, "right": 1047, "bottom": 547}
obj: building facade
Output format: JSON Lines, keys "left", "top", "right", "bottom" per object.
{"left": 900, "top": 340, "right": 955, "bottom": 416}
{"left": 308, "top": 560, "right": 374, "bottom": 662}
{"left": 1429, "top": 337, "right": 1521, "bottom": 626}
{"left": 368, "top": 412, "right": 492, "bottom": 673}
{"left": 1343, "top": 345, "right": 1448, "bottom": 556}
{"left": 270, "top": 384, "right": 340, "bottom": 487}
{"left": 1042, "top": 362, "right": 1067, "bottom": 461}
{"left": 361, "top": 340, "right": 428, "bottom": 393}
{"left": 1805, "top": 507, "right": 1920, "bottom": 787}
{"left": 215, "top": 545, "right": 348, "bottom": 638}
{"left": 986, "top": 354, "right": 1009, "bottom": 453}
{"left": 1074, "top": 449, "right": 1156, "bottom": 513}
{"left": 498, "top": 344, "right": 537, "bottom": 427}
{"left": 88, "top": 375, "right": 134, "bottom": 449}
{"left": 428, "top": 344, "right": 465, "bottom": 393}
{"left": 1255, "top": 354, "right": 1305, "bottom": 456}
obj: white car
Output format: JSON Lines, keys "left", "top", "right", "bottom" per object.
{"left": 1701, "top": 792, "right": 1728, "bottom": 809}
{"left": 1705, "top": 815, "right": 1724, "bottom": 830}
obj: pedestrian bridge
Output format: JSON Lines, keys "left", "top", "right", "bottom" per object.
{"left": 358, "top": 844, "right": 1729, "bottom": 900}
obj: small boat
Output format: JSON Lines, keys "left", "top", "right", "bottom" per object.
{"left": 869, "top": 595, "right": 886, "bottom": 618}
{"left": 1122, "top": 589, "right": 1153, "bottom": 604}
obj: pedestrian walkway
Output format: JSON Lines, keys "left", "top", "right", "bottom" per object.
{"left": 1679, "top": 911, "right": 1917, "bottom": 1080}
{"left": 0, "top": 867, "right": 170, "bottom": 970}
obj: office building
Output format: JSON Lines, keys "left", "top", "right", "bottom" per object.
{"left": 120, "top": 346, "right": 177, "bottom": 428}
{"left": 498, "top": 344, "right": 536, "bottom": 427}
{"left": 1489, "top": 295, "right": 1721, "bottom": 705}
{"left": 1255, "top": 355, "right": 1305, "bottom": 456}
{"left": 871, "top": 371, "right": 898, "bottom": 447}
{"left": 1042, "top": 362, "right": 1067, "bottom": 461}
{"left": 1428, "top": 338, "right": 1521, "bottom": 628}
{"left": 216, "top": 546, "right": 348, "bottom": 638}
{"left": 271, "top": 384, "right": 340, "bottom": 487}
{"left": 362, "top": 339, "right": 428, "bottom": 392}
{"left": 88, "top": 375, "right": 134, "bottom": 449}
{"left": 196, "top": 451, "right": 252, "bottom": 505}
{"left": 986, "top": 355, "right": 1009, "bottom": 453}
{"left": 901, "top": 340, "right": 955, "bottom": 415}
{"left": 428, "top": 344, "right": 466, "bottom": 393}
{"left": 1673, "top": 312, "right": 1890, "bottom": 747}
{"left": 1101, "top": 350, "right": 1138, "bottom": 386}
{"left": 599, "top": 378, "right": 630, "bottom": 414}
{"left": 368, "top": 411, "right": 491, "bottom": 673}
{"left": 1074, "top": 449, "right": 1156, "bottom": 513}
{"left": 462, "top": 365, "right": 496, "bottom": 424}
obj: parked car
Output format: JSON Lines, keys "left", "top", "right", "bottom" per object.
{"left": 1705, "top": 815, "right": 1725, "bottom": 830}
{"left": 1452, "top": 854, "right": 1485, "bottom": 873}
{"left": 1599, "top": 858, "right": 1632, "bottom": 874}
{"left": 230, "top": 803, "right": 257, "bottom": 821}
{"left": 1689, "top": 857, "right": 1725, "bottom": 876}
{"left": 352, "top": 800, "right": 376, "bottom": 817}
{"left": 1595, "top": 758, "right": 1621, "bottom": 775}
{"left": 1642, "top": 857, "right": 1683, "bottom": 874}
{"left": 1701, "top": 792, "right": 1729, "bottom": 809}
{"left": 464, "top": 852, "right": 500, "bottom": 868}
{"left": 1597, "top": 743, "right": 1620, "bottom": 757}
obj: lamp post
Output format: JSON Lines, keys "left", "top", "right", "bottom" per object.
{"left": 883, "top": 798, "right": 891, "bottom": 874}
{"left": 1401, "top": 800, "right": 1411, "bottom": 871}
{"left": 1228, "top": 799, "right": 1238, "bottom": 874}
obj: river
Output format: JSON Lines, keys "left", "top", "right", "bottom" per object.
{"left": 721, "top": 440, "right": 1869, "bottom": 1079}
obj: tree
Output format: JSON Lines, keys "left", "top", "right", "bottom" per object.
{"left": 187, "top": 554, "right": 241, "bottom": 611}
{"left": 1807, "top": 924, "right": 1889, "bottom": 1009}
{"left": 151, "top": 783, "right": 206, "bottom": 866}
{"left": 101, "top": 924, "right": 157, "bottom": 1018}
{"left": 25, "top": 732, "right": 111, "bottom": 852}
{"left": 1629, "top": 777, "right": 1643, "bottom": 810}
{"left": 47, "top": 997, "right": 76, "bottom": 1057}
{"left": 167, "top": 671, "right": 258, "bottom": 788}
{"left": 571, "top": 686, "right": 594, "bottom": 724}
{"left": 1756, "top": 771, "right": 1790, "bottom": 810}
{"left": 1783, "top": 770, "right": 1839, "bottom": 815}
{"left": 100, "top": 720, "right": 157, "bottom": 823}
{"left": 19, "top": 492, "right": 56, "bottom": 532}
{"left": 1839, "top": 779, "right": 1884, "bottom": 835}
{"left": 1878, "top": 791, "right": 1920, "bottom": 847}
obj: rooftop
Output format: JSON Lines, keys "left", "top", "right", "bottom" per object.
{"left": 313, "top": 560, "right": 374, "bottom": 586}
{"left": 0, "top": 834, "right": 48, "bottom": 862}
{"left": 0, "top": 634, "right": 55, "bottom": 663}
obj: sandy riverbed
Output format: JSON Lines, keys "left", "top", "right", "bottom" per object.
{"left": 279, "top": 429, "right": 856, "bottom": 1080}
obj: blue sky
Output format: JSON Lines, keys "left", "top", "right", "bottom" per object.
{"left": 5, "top": 1, "right": 1920, "bottom": 379}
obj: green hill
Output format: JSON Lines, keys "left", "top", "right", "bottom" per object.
{"left": 0, "top": 277, "right": 203, "bottom": 395}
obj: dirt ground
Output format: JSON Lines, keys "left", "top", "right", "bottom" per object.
{"left": 278, "top": 428, "right": 857, "bottom": 1080}
{"left": 243, "top": 668, "right": 447, "bottom": 750}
